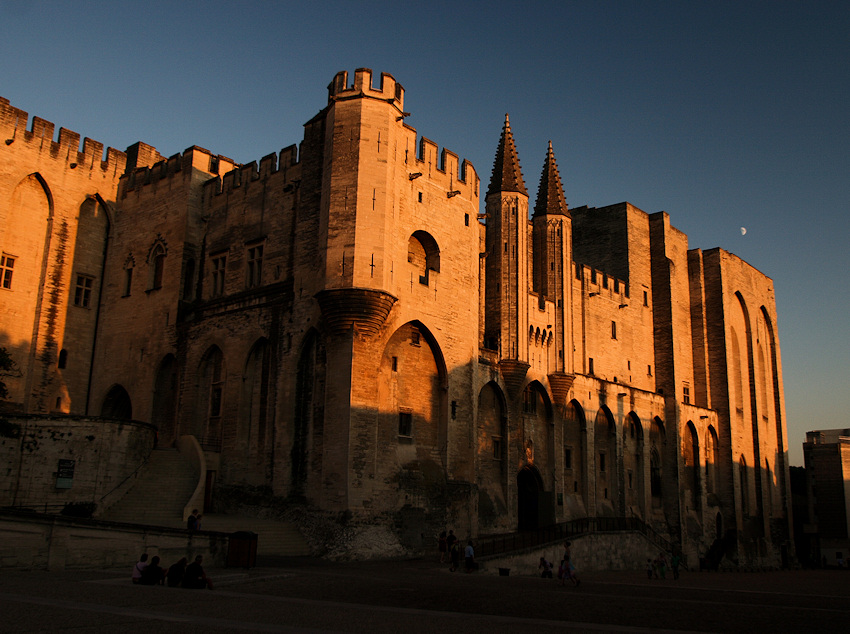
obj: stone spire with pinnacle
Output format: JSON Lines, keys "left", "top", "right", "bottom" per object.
{"left": 487, "top": 114, "right": 527, "bottom": 196}
{"left": 533, "top": 141, "right": 569, "bottom": 218}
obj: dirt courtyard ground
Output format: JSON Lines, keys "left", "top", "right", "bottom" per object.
{"left": 1, "top": 557, "right": 847, "bottom": 633}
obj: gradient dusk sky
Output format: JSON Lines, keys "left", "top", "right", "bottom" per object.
{"left": 1, "top": 1, "right": 847, "bottom": 465}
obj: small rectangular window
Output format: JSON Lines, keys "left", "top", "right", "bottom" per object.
{"left": 392, "top": 356, "right": 398, "bottom": 372}
{"left": 418, "top": 192, "right": 423, "bottom": 203}
{"left": 398, "top": 411, "right": 413, "bottom": 438}
{"left": 464, "top": 213, "right": 469, "bottom": 226}
{"left": 73, "top": 274, "right": 94, "bottom": 308}
{"left": 643, "top": 290, "right": 648, "bottom": 306}
{"left": 683, "top": 385, "right": 691, "bottom": 404}
{"left": 599, "top": 452, "right": 606, "bottom": 472}
{"left": 648, "top": 365, "right": 652, "bottom": 376}
{"left": 211, "top": 255, "right": 227, "bottom": 297}
{"left": 611, "top": 321, "right": 617, "bottom": 339}
{"left": 123, "top": 267, "right": 133, "bottom": 297}
{"left": 246, "top": 244, "right": 264, "bottom": 288}
{"left": 410, "top": 327, "right": 420, "bottom": 346}
{"left": 588, "top": 358, "right": 594, "bottom": 375}
{"left": 564, "top": 447, "right": 572, "bottom": 470}
{"left": 492, "top": 436, "right": 503, "bottom": 460}
{"left": 1, "top": 254, "right": 16, "bottom": 290}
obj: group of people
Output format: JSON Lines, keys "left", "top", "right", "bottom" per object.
{"left": 539, "top": 541, "right": 581, "bottom": 586}
{"left": 131, "top": 553, "right": 213, "bottom": 589}
{"left": 647, "top": 552, "right": 681, "bottom": 580}
{"left": 187, "top": 509, "right": 202, "bottom": 531}
{"left": 437, "top": 529, "right": 477, "bottom": 572}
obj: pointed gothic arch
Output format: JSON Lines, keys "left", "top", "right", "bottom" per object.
{"left": 477, "top": 381, "right": 509, "bottom": 530}
{"left": 624, "top": 412, "right": 645, "bottom": 518}
{"left": 196, "top": 345, "right": 225, "bottom": 448}
{"left": 241, "top": 338, "right": 273, "bottom": 461}
{"left": 292, "top": 329, "right": 326, "bottom": 498}
{"left": 563, "top": 399, "right": 586, "bottom": 515}
{"left": 101, "top": 384, "right": 132, "bottom": 420}
{"left": 594, "top": 406, "right": 618, "bottom": 516}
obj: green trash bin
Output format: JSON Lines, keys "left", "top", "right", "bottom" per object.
{"left": 227, "top": 531, "right": 258, "bottom": 568}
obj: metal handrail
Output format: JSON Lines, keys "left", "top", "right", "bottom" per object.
{"left": 477, "top": 516, "right": 675, "bottom": 559}
{"left": 95, "top": 452, "right": 151, "bottom": 509}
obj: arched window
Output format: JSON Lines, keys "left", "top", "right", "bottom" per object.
{"left": 407, "top": 230, "right": 440, "bottom": 285}
{"left": 650, "top": 448, "right": 662, "bottom": 498}
{"left": 148, "top": 241, "right": 166, "bottom": 290}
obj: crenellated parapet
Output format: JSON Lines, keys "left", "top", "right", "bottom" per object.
{"left": 201, "top": 144, "right": 301, "bottom": 205}
{"left": 327, "top": 68, "right": 404, "bottom": 111}
{"left": 0, "top": 96, "right": 126, "bottom": 175}
{"left": 119, "top": 145, "right": 236, "bottom": 200}
{"left": 413, "top": 136, "right": 479, "bottom": 197}
{"left": 576, "top": 263, "right": 630, "bottom": 300}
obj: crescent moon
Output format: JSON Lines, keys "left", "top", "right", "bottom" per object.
{"left": 740, "top": 227, "right": 747, "bottom": 235}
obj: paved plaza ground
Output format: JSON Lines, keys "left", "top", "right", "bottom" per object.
{"left": 1, "top": 557, "right": 848, "bottom": 633}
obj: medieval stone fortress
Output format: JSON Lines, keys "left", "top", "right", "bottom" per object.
{"left": 0, "top": 68, "right": 793, "bottom": 568}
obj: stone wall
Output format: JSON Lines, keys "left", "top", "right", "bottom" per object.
{"left": 481, "top": 532, "right": 672, "bottom": 575}
{"left": 0, "top": 510, "right": 227, "bottom": 570}
{"left": 0, "top": 415, "right": 154, "bottom": 510}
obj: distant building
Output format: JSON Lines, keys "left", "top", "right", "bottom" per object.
{"left": 0, "top": 69, "right": 793, "bottom": 566}
{"left": 803, "top": 429, "right": 850, "bottom": 566}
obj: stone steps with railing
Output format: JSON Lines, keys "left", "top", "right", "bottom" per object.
{"left": 101, "top": 448, "right": 196, "bottom": 527}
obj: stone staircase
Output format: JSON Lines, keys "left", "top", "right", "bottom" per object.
{"left": 102, "top": 448, "right": 196, "bottom": 528}
{"left": 102, "top": 448, "right": 311, "bottom": 557}
{"left": 199, "top": 514, "right": 311, "bottom": 557}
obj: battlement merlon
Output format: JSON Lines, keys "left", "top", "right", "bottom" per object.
{"left": 577, "top": 263, "right": 630, "bottom": 299}
{"left": 327, "top": 68, "right": 404, "bottom": 112}
{"left": 119, "top": 145, "right": 236, "bottom": 198}
{"left": 414, "top": 137, "right": 479, "bottom": 195}
{"left": 0, "top": 97, "right": 126, "bottom": 174}
{"left": 202, "top": 144, "right": 301, "bottom": 203}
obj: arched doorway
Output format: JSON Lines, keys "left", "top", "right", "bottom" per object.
{"left": 101, "top": 385, "right": 132, "bottom": 420}
{"left": 152, "top": 354, "right": 178, "bottom": 445}
{"left": 517, "top": 465, "right": 544, "bottom": 530}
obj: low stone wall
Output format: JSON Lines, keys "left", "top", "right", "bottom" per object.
{"left": 0, "top": 415, "right": 155, "bottom": 511}
{"left": 480, "top": 531, "right": 672, "bottom": 575}
{"left": 0, "top": 510, "right": 229, "bottom": 571}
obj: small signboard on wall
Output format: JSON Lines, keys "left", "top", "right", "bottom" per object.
{"left": 56, "top": 459, "right": 75, "bottom": 489}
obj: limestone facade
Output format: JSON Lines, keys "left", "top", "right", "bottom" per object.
{"left": 0, "top": 69, "right": 793, "bottom": 565}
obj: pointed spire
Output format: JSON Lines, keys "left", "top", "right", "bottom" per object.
{"left": 487, "top": 114, "right": 527, "bottom": 197}
{"left": 533, "top": 141, "right": 569, "bottom": 218}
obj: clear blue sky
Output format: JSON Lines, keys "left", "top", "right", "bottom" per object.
{"left": 2, "top": 1, "right": 847, "bottom": 466}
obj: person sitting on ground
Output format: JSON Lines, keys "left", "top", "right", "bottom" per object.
{"left": 131, "top": 553, "right": 148, "bottom": 584}
{"left": 139, "top": 555, "right": 165, "bottom": 585}
{"left": 183, "top": 555, "right": 213, "bottom": 589}
{"left": 166, "top": 557, "right": 188, "bottom": 587}
{"left": 539, "top": 557, "right": 553, "bottom": 578}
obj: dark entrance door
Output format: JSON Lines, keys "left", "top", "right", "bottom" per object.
{"left": 517, "top": 467, "right": 541, "bottom": 530}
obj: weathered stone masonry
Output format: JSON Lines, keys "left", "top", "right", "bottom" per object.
{"left": 0, "top": 69, "right": 793, "bottom": 566}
